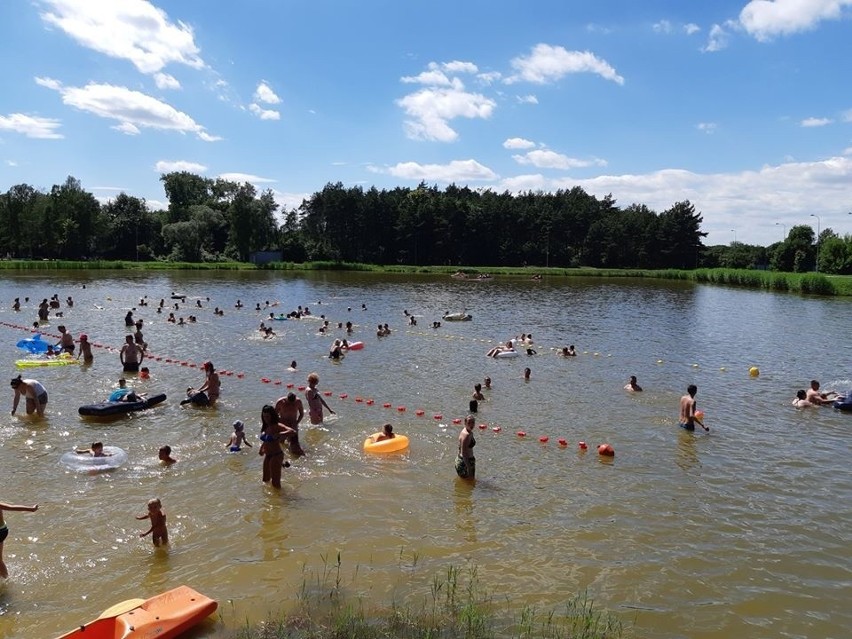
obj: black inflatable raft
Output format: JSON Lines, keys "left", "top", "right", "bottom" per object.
{"left": 78, "top": 393, "right": 167, "bottom": 416}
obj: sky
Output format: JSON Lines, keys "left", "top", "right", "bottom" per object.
{"left": 1, "top": 0, "right": 851, "bottom": 247}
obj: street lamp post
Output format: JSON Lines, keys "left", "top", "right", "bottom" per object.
{"left": 775, "top": 222, "right": 786, "bottom": 242}
{"left": 810, "top": 214, "right": 821, "bottom": 272}
{"left": 731, "top": 229, "right": 737, "bottom": 245}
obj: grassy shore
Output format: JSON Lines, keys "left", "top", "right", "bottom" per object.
{"left": 213, "top": 557, "right": 624, "bottom": 639}
{"left": 2, "top": 260, "right": 850, "bottom": 296}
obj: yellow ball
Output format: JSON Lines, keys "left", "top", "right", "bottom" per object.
{"left": 749, "top": 366, "right": 760, "bottom": 377}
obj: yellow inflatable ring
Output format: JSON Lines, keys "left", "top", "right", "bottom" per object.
{"left": 363, "top": 433, "right": 409, "bottom": 453}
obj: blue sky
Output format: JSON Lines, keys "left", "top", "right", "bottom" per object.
{"left": 1, "top": 0, "right": 851, "bottom": 246}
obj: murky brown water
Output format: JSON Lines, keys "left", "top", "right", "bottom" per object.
{"left": 0, "top": 271, "right": 849, "bottom": 638}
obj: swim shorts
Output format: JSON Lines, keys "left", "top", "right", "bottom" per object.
{"left": 123, "top": 362, "right": 140, "bottom": 373}
{"left": 0, "top": 524, "right": 8, "bottom": 543}
{"left": 455, "top": 454, "right": 475, "bottom": 478}
{"left": 679, "top": 422, "right": 695, "bottom": 431}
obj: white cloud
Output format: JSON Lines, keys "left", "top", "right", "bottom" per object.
{"left": 703, "top": 23, "right": 732, "bottom": 52}
{"left": 371, "top": 159, "right": 498, "bottom": 182}
{"left": 505, "top": 44, "right": 624, "bottom": 85}
{"left": 0, "top": 113, "right": 63, "bottom": 139}
{"left": 585, "top": 23, "right": 613, "bottom": 35}
{"left": 684, "top": 23, "right": 701, "bottom": 35}
{"left": 512, "top": 149, "right": 606, "bottom": 170}
{"left": 6, "top": 160, "right": 19, "bottom": 166}
{"left": 38, "top": 0, "right": 204, "bottom": 75}
{"left": 155, "top": 160, "right": 207, "bottom": 173}
{"left": 401, "top": 69, "right": 455, "bottom": 87}
{"left": 442, "top": 61, "right": 478, "bottom": 74}
{"left": 697, "top": 122, "right": 718, "bottom": 133}
{"left": 154, "top": 72, "right": 180, "bottom": 90}
{"left": 146, "top": 199, "right": 167, "bottom": 211}
{"left": 496, "top": 155, "right": 852, "bottom": 245}
{"left": 739, "top": 0, "right": 852, "bottom": 41}
{"left": 841, "top": 108, "right": 852, "bottom": 122}
{"left": 653, "top": 20, "right": 673, "bottom": 34}
{"left": 396, "top": 87, "right": 496, "bottom": 142}
{"left": 517, "top": 94, "right": 538, "bottom": 104}
{"left": 271, "top": 189, "right": 309, "bottom": 214}
{"left": 36, "top": 76, "right": 219, "bottom": 141}
{"left": 503, "top": 137, "right": 536, "bottom": 150}
{"left": 249, "top": 103, "right": 280, "bottom": 120}
{"left": 218, "top": 172, "right": 277, "bottom": 184}
{"left": 254, "top": 81, "right": 281, "bottom": 104}
{"left": 477, "top": 71, "right": 502, "bottom": 84}
{"left": 801, "top": 117, "right": 833, "bottom": 127}
{"left": 844, "top": 146, "right": 852, "bottom": 155}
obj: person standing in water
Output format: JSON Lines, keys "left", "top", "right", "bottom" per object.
{"left": 0, "top": 501, "right": 39, "bottom": 578}
{"left": 119, "top": 334, "right": 144, "bottom": 373}
{"left": 679, "top": 384, "right": 708, "bottom": 432}
{"left": 275, "top": 392, "right": 305, "bottom": 456}
{"left": 455, "top": 415, "right": 477, "bottom": 480}
{"left": 305, "top": 372, "right": 335, "bottom": 425}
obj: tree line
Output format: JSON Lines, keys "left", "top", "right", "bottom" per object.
{"left": 0, "top": 173, "right": 849, "bottom": 273}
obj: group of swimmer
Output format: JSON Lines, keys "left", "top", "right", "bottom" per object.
{"left": 792, "top": 379, "right": 846, "bottom": 408}
{"left": 486, "top": 333, "right": 537, "bottom": 357}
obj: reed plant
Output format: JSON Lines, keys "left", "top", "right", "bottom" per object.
{"left": 217, "top": 555, "right": 623, "bottom": 639}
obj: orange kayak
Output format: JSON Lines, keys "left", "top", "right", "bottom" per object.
{"left": 56, "top": 585, "right": 217, "bottom": 639}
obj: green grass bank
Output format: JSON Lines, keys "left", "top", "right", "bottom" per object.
{"left": 212, "top": 558, "right": 624, "bottom": 639}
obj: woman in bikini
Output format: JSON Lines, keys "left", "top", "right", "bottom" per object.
{"left": 259, "top": 405, "right": 295, "bottom": 489}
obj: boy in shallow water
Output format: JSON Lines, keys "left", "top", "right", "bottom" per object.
{"left": 136, "top": 498, "right": 168, "bottom": 546}
{"left": 226, "top": 420, "right": 252, "bottom": 452}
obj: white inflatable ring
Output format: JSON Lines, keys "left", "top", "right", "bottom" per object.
{"left": 60, "top": 446, "right": 128, "bottom": 471}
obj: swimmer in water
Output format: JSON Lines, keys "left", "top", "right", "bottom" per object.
{"left": 226, "top": 420, "right": 252, "bottom": 452}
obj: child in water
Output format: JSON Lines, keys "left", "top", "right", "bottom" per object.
{"left": 76, "top": 441, "right": 110, "bottom": 457}
{"left": 375, "top": 423, "right": 395, "bottom": 441}
{"left": 136, "top": 498, "right": 168, "bottom": 546}
{"left": 158, "top": 445, "right": 177, "bottom": 464}
{"left": 226, "top": 420, "right": 252, "bottom": 452}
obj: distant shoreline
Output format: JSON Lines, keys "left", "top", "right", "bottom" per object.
{"left": 1, "top": 260, "right": 849, "bottom": 296}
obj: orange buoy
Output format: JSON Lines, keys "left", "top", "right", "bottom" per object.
{"left": 558, "top": 438, "right": 568, "bottom": 446}
{"left": 597, "top": 444, "right": 615, "bottom": 457}
{"left": 539, "top": 436, "right": 549, "bottom": 443}
{"left": 578, "top": 441, "right": 588, "bottom": 450}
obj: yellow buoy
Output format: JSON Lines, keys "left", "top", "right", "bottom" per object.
{"left": 749, "top": 366, "right": 760, "bottom": 377}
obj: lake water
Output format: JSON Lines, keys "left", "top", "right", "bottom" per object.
{"left": 0, "top": 271, "right": 849, "bottom": 639}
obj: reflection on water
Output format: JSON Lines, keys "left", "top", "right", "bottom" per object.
{"left": 0, "top": 271, "right": 850, "bottom": 639}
